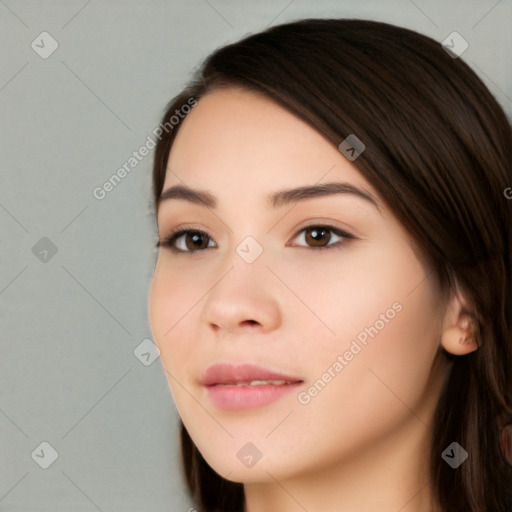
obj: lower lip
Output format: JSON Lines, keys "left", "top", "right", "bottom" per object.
{"left": 206, "top": 382, "right": 302, "bottom": 410}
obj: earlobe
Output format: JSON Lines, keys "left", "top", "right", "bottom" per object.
{"left": 441, "top": 320, "right": 479, "bottom": 355}
{"left": 440, "top": 290, "right": 480, "bottom": 356}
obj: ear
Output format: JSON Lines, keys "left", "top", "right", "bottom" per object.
{"left": 440, "top": 287, "right": 479, "bottom": 356}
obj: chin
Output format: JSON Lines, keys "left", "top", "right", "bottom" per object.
{"left": 189, "top": 432, "right": 294, "bottom": 483}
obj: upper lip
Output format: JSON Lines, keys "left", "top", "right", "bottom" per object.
{"left": 201, "top": 363, "right": 303, "bottom": 386}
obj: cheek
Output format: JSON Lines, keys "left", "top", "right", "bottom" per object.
{"left": 349, "top": 245, "right": 444, "bottom": 392}
{"left": 303, "top": 260, "right": 441, "bottom": 417}
{"left": 148, "top": 261, "right": 200, "bottom": 370}
{"left": 361, "top": 284, "right": 444, "bottom": 409}
{"left": 289, "top": 242, "right": 443, "bottom": 423}
{"left": 266, "top": 283, "right": 444, "bottom": 475}
{"left": 148, "top": 264, "right": 204, "bottom": 423}
{"left": 271, "top": 239, "right": 431, "bottom": 359}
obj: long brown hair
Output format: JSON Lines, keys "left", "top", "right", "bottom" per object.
{"left": 151, "top": 19, "right": 512, "bottom": 512}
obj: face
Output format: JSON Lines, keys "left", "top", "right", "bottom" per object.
{"left": 148, "top": 88, "right": 449, "bottom": 484}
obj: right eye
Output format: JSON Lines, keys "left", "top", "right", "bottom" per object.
{"left": 156, "top": 227, "right": 217, "bottom": 254}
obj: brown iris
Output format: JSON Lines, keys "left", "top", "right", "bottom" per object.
{"left": 303, "top": 226, "right": 332, "bottom": 248}
{"left": 184, "top": 232, "right": 210, "bottom": 251}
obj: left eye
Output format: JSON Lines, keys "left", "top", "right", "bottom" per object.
{"left": 290, "top": 225, "right": 354, "bottom": 250}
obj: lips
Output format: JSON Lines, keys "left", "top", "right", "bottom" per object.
{"left": 202, "top": 363, "right": 303, "bottom": 387}
{"left": 201, "top": 363, "right": 303, "bottom": 410}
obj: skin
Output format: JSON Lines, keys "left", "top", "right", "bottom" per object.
{"left": 148, "top": 88, "right": 478, "bottom": 512}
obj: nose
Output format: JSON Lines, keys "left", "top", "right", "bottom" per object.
{"left": 200, "top": 263, "right": 282, "bottom": 336}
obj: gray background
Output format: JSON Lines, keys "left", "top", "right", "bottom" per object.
{"left": 1, "top": 1, "right": 511, "bottom": 511}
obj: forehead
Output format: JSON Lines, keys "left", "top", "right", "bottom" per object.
{"left": 163, "top": 88, "right": 375, "bottom": 204}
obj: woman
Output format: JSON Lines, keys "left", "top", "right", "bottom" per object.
{"left": 148, "top": 18, "right": 511, "bottom": 512}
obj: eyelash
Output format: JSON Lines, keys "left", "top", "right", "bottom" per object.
{"left": 156, "top": 223, "right": 355, "bottom": 254}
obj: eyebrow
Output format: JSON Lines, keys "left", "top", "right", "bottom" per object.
{"left": 157, "top": 182, "right": 380, "bottom": 211}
